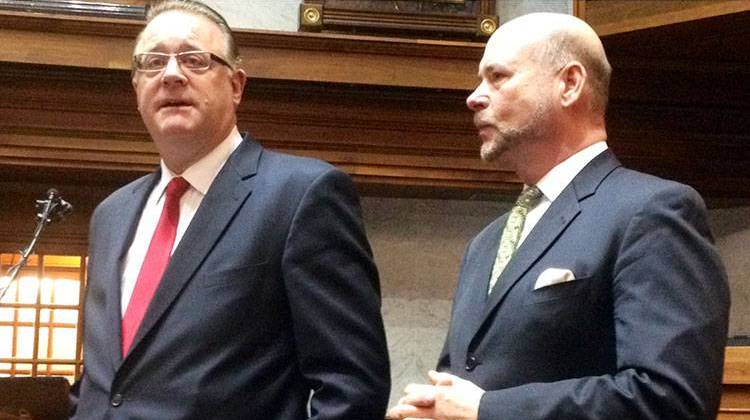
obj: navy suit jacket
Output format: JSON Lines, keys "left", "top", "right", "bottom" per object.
{"left": 72, "top": 135, "right": 390, "bottom": 419}
{"left": 439, "top": 150, "right": 729, "bottom": 419}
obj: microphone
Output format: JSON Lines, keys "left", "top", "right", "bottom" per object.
{"left": 48, "top": 189, "right": 74, "bottom": 218}
{"left": 37, "top": 188, "right": 73, "bottom": 222}
{"left": 58, "top": 198, "right": 73, "bottom": 216}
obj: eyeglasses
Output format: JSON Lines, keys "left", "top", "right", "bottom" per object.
{"left": 133, "top": 50, "right": 232, "bottom": 74}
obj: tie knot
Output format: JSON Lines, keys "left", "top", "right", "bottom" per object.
{"left": 166, "top": 177, "right": 190, "bottom": 200}
{"left": 515, "top": 185, "right": 542, "bottom": 209}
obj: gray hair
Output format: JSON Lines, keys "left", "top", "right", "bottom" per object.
{"left": 135, "top": 0, "right": 241, "bottom": 67}
{"left": 540, "top": 30, "right": 612, "bottom": 115}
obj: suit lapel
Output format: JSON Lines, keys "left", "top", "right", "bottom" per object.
{"left": 483, "top": 190, "right": 581, "bottom": 312}
{"left": 104, "top": 173, "right": 159, "bottom": 368}
{"left": 459, "top": 216, "right": 507, "bottom": 342}
{"left": 473, "top": 150, "right": 621, "bottom": 338}
{"left": 124, "top": 137, "right": 261, "bottom": 358}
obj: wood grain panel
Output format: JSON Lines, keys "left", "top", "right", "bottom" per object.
{"left": 579, "top": 0, "right": 750, "bottom": 36}
{"left": 726, "top": 347, "right": 750, "bottom": 385}
{"left": 0, "top": 62, "right": 515, "bottom": 194}
{"left": 0, "top": 3, "right": 748, "bottom": 252}
{"left": 0, "top": 10, "right": 483, "bottom": 90}
{"left": 719, "top": 347, "right": 750, "bottom": 418}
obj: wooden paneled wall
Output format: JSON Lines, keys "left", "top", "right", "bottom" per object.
{"left": 722, "top": 347, "right": 750, "bottom": 418}
{"left": 578, "top": 0, "right": 750, "bottom": 36}
{"left": 1, "top": 2, "right": 748, "bottom": 245}
{"left": 586, "top": 1, "right": 750, "bottom": 201}
{"left": 0, "top": 61, "right": 514, "bottom": 253}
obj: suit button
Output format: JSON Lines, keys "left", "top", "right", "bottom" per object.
{"left": 111, "top": 393, "right": 123, "bottom": 407}
{"left": 465, "top": 354, "right": 479, "bottom": 371}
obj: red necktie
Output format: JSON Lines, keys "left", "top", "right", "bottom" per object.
{"left": 121, "top": 177, "right": 190, "bottom": 356}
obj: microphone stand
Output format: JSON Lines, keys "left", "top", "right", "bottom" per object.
{"left": 0, "top": 189, "right": 73, "bottom": 302}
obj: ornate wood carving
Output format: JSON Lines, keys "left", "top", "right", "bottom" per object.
{"left": 299, "top": 0, "right": 498, "bottom": 39}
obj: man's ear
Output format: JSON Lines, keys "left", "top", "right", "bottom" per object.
{"left": 231, "top": 68, "right": 247, "bottom": 107}
{"left": 558, "top": 61, "right": 586, "bottom": 108}
{"left": 132, "top": 76, "right": 141, "bottom": 111}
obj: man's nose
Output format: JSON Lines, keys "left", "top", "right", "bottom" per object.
{"left": 466, "top": 82, "right": 490, "bottom": 112}
{"left": 466, "top": 86, "right": 489, "bottom": 111}
{"left": 161, "top": 56, "right": 187, "bottom": 85}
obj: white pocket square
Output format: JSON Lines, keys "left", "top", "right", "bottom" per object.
{"left": 534, "top": 268, "right": 576, "bottom": 290}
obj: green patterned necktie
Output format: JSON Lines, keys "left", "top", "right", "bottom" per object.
{"left": 488, "top": 185, "right": 543, "bottom": 294}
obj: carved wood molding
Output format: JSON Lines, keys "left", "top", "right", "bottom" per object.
{"left": 299, "top": 0, "right": 498, "bottom": 39}
{"left": 0, "top": 10, "right": 483, "bottom": 90}
{"left": 0, "top": 0, "right": 147, "bottom": 20}
{"left": 1, "top": 7, "right": 749, "bottom": 204}
{"left": 0, "top": 62, "right": 516, "bottom": 201}
{"left": 0, "top": 10, "right": 141, "bottom": 37}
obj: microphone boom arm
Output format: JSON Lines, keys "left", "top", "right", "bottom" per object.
{"left": 0, "top": 189, "right": 72, "bottom": 302}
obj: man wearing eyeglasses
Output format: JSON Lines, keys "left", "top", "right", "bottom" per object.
{"left": 70, "top": 1, "right": 390, "bottom": 418}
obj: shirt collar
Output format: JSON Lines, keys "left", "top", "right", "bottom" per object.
{"left": 156, "top": 127, "right": 243, "bottom": 197}
{"left": 535, "top": 141, "right": 608, "bottom": 202}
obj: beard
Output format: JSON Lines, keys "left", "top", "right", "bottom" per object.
{"left": 479, "top": 100, "right": 551, "bottom": 162}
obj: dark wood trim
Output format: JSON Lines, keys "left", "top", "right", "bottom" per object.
{"left": 573, "top": 0, "right": 586, "bottom": 20}
{"left": 0, "top": 10, "right": 484, "bottom": 90}
{"left": 0, "top": 0, "right": 146, "bottom": 20}
{"left": 299, "top": 0, "right": 497, "bottom": 39}
{"left": 1, "top": 6, "right": 749, "bottom": 208}
{"left": 582, "top": 0, "right": 750, "bottom": 36}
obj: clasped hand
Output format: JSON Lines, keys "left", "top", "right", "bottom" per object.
{"left": 386, "top": 370, "right": 485, "bottom": 420}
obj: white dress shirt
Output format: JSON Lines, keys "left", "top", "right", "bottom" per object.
{"left": 517, "top": 141, "right": 609, "bottom": 247}
{"left": 120, "top": 128, "right": 243, "bottom": 316}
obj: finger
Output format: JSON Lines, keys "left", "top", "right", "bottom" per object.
{"left": 404, "top": 383, "right": 437, "bottom": 395}
{"left": 387, "top": 404, "right": 424, "bottom": 417}
{"left": 428, "top": 369, "right": 455, "bottom": 386}
{"left": 384, "top": 414, "right": 398, "bottom": 420}
{"left": 399, "top": 391, "right": 436, "bottom": 407}
{"left": 386, "top": 403, "right": 411, "bottom": 418}
{"left": 384, "top": 406, "right": 403, "bottom": 420}
{"left": 387, "top": 404, "right": 435, "bottom": 419}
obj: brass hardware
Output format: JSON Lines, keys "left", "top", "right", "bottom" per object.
{"left": 477, "top": 16, "right": 498, "bottom": 36}
{"left": 300, "top": 4, "right": 323, "bottom": 28}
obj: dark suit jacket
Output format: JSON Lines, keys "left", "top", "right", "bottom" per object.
{"left": 72, "top": 135, "right": 390, "bottom": 419}
{"left": 438, "top": 150, "right": 729, "bottom": 419}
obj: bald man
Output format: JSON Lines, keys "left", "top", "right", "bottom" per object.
{"left": 388, "top": 13, "right": 729, "bottom": 420}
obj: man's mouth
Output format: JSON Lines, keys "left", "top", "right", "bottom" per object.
{"left": 475, "top": 122, "right": 495, "bottom": 142}
{"left": 473, "top": 116, "right": 491, "bottom": 130}
{"left": 475, "top": 122, "right": 493, "bottom": 133}
{"left": 159, "top": 99, "right": 193, "bottom": 110}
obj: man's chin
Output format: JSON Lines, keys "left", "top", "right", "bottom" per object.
{"left": 149, "top": 125, "right": 195, "bottom": 142}
{"left": 150, "top": 121, "right": 196, "bottom": 139}
{"left": 480, "top": 141, "right": 506, "bottom": 162}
